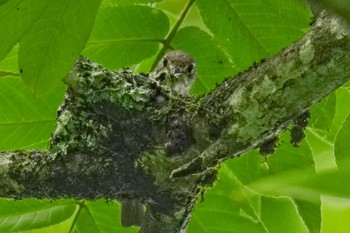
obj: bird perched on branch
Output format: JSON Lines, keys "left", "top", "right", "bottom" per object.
{"left": 151, "top": 50, "right": 197, "bottom": 96}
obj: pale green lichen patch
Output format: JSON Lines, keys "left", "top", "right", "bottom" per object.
{"left": 50, "top": 57, "right": 156, "bottom": 158}
{"left": 7, "top": 150, "right": 52, "bottom": 197}
{"left": 252, "top": 75, "right": 277, "bottom": 98}
{"left": 0, "top": 153, "right": 24, "bottom": 195}
{"left": 226, "top": 86, "right": 244, "bottom": 109}
{"left": 299, "top": 38, "right": 315, "bottom": 65}
{"left": 138, "top": 148, "right": 175, "bottom": 186}
{"left": 64, "top": 57, "right": 155, "bottom": 110}
{"left": 50, "top": 57, "right": 155, "bottom": 158}
{"left": 225, "top": 75, "right": 278, "bottom": 143}
{"left": 329, "top": 16, "right": 349, "bottom": 39}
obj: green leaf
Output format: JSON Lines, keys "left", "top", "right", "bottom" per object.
{"left": 18, "top": 0, "right": 102, "bottom": 97}
{"left": 0, "top": 44, "right": 19, "bottom": 75}
{"left": 306, "top": 128, "right": 335, "bottom": 171}
{"left": 321, "top": 196, "right": 350, "bottom": 233}
{"left": 334, "top": 112, "right": 350, "bottom": 170}
{"left": 21, "top": 219, "right": 73, "bottom": 233}
{"left": 0, "top": 0, "right": 49, "bottom": 61}
{"left": 0, "top": 199, "right": 77, "bottom": 232}
{"left": 85, "top": 200, "right": 138, "bottom": 233}
{"left": 188, "top": 131, "right": 318, "bottom": 233}
{"left": 329, "top": 87, "right": 350, "bottom": 139}
{"left": 196, "top": 0, "right": 311, "bottom": 71}
{"left": 102, "top": 0, "right": 164, "bottom": 6}
{"left": 72, "top": 206, "right": 100, "bottom": 233}
{"left": 294, "top": 199, "right": 321, "bottom": 233}
{"left": 309, "top": 93, "right": 336, "bottom": 139}
{"left": 0, "top": 76, "right": 65, "bottom": 150}
{"left": 188, "top": 151, "right": 313, "bottom": 233}
{"left": 226, "top": 131, "right": 314, "bottom": 186}
{"left": 83, "top": 5, "right": 169, "bottom": 70}
{"left": 188, "top": 163, "right": 267, "bottom": 233}
{"left": 260, "top": 196, "right": 309, "bottom": 233}
{"left": 247, "top": 163, "right": 350, "bottom": 201}
{"left": 0, "top": 0, "right": 9, "bottom": 7}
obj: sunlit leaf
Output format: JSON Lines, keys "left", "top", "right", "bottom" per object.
{"left": 334, "top": 113, "right": 350, "bottom": 170}
{"left": 0, "top": 0, "right": 49, "bottom": 61}
{"left": 0, "top": 199, "right": 77, "bottom": 232}
{"left": 0, "top": 77, "right": 65, "bottom": 150}
{"left": 86, "top": 200, "right": 138, "bottom": 233}
{"left": 18, "top": 0, "right": 102, "bottom": 97}
{"left": 196, "top": 0, "right": 311, "bottom": 71}
{"left": 83, "top": 5, "right": 169, "bottom": 70}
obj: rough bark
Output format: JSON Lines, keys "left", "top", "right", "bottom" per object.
{"left": 0, "top": 11, "right": 350, "bottom": 233}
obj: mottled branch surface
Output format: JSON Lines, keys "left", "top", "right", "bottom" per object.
{"left": 1, "top": 11, "right": 350, "bottom": 233}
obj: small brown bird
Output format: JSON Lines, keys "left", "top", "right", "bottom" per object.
{"left": 151, "top": 50, "right": 197, "bottom": 96}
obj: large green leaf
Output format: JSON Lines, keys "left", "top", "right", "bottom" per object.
{"left": 309, "top": 93, "right": 336, "bottom": 140}
{"left": 260, "top": 196, "right": 309, "bottom": 233}
{"left": 0, "top": 199, "right": 77, "bottom": 232}
{"left": 321, "top": 196, "right": 350, "bottom": 233}
{"left": 196, "top": 0, "right": 311, "bottom": 71}
{"left": 329, "top": 87, "right": 350, "bottom": 139}
{"left": 0, "top": 76, "right": 65, "bottom": 150}
{"left": 188, "top": 130, "right": 317, "bottom": 233}
{"left": 102, "top": 0, "right": 164, "bottom": 6}
{"left": 188, "top": 163, "right": 267, "bottom": 233}
{"left": 245, "top": 163, "right": 350, "bottom": 201}
{"left": 294, "top": 199, "right": 321, "bottom": 233}
{"left": 71, "top": 205, "right": 100, "bottom": 233}
{"left": 18, "top": 0, "right": 102, "bottom": 97}
{"left": 334, "top": 113, "right": 350, "bottom": 170}
{"left": 0, "top": 44, "right": 18, "bottom": 75}
{"left": 85, "top": 200, "right": 137, "bottom": 233}
{"left": 83, "top": 5, "right": 169, "bottom": 70}
{"left": 0, "top": 0, "right": 49, "bottom": 61}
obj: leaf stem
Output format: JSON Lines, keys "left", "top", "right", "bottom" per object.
{"left": 150, "top": 0, "right": 196, "bottom": 71}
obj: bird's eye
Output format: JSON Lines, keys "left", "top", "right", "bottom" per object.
{"left": 162, "top": 57, "right": 168, "bottom": 67}
{"left": 187, "top": 64, "right": 195, "bottom": 73}
{"left": 156, "top": 72, "right": 166, "bottom": 82}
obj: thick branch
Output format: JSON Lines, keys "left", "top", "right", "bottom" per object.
{"left": 0, "top": 11, "right": 349, "bottom": 233}
{"left": 172, "top": 11, "right": 350, "bottom": 178}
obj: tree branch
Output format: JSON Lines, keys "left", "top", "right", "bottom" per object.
{"left": 1, "top": 11, "right": 349, "bottom": 233}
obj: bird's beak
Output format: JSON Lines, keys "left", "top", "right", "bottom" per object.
{"left": 172, "top": 68, "right": 182, "bottom": 77}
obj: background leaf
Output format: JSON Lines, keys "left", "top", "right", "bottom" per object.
{"left": 84, "top": 200, "right": 137, "bottom": 233}
{"left": 0, "top": 0, "right": 49, "bottom": 61}
{"left": 0, "top": 76, "right": 65, "bottom": 150}
{"left": 334, "top": 113, "right": 350, "bottom": 169}
{"left": 0, "top": 199, "right": 77, "bottom": 232}
{"left": 102, "top": 0, "right": 164, "bottom": 6}
{"left": 83, "top": 5, "right": 170, "bottom": 70}
{"left": 18, "top": 0, "right": 102, "bottom": 97}
{"left": 196, "top": 0, "right": 311, "bottom": 72}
